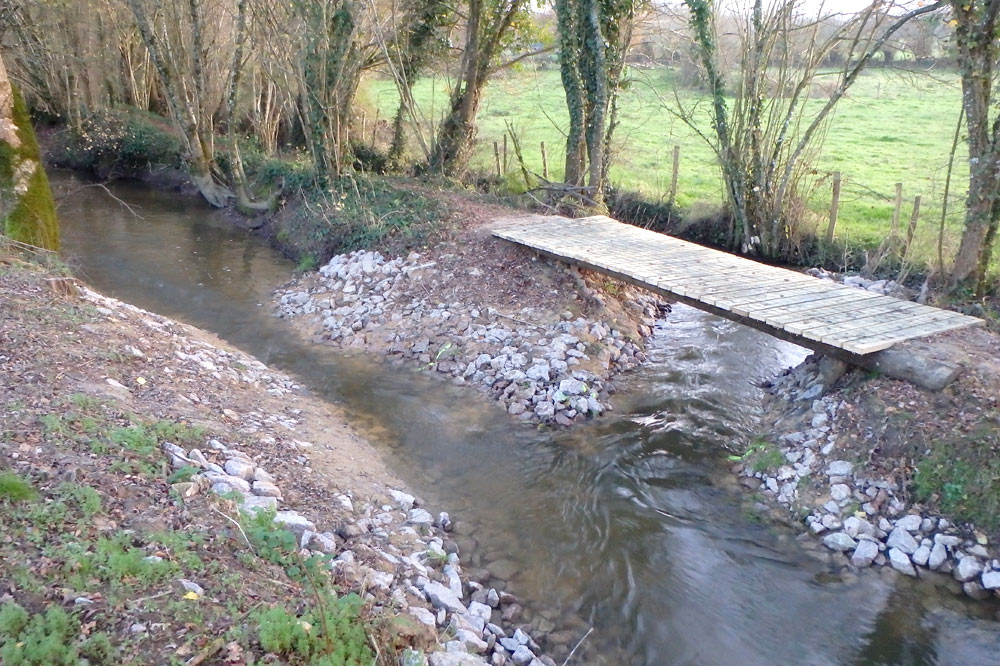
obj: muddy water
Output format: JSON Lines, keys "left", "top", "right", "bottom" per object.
{"left": 55, "top": 173, "right": 1000, "bottom": 665}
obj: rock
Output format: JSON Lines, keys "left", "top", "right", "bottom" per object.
{"left": 486, "top": 588, "right": 500, "bottom": 608}
{"left": 429, "top": 653, "right": 488, "bottom": 666}
{"left": 389, "top": 489, "right": 417, "bottom": 511}
{"left": 963, "top": 581, "right": 991, "bottom": 600}
{"left": 511, "top": 646, "right": 535, "bottom": 666}
{"left": 886, "top": 527, "right": 918, "bottom": 555}
{"left": 894, "top": 514, "right": 923, "bottom": 532}
{"left": 928, "top": 542, "right": 948, "bottom": 570}
{"left": 888, "top": 548, "right": 917, "bottom": 576}
{"left": 403, "top": 649, "right": 430, "bottom": 666}
{"left": 823, "top": 532, "right": 857, "bottom": 552}
{"left": 934, "top": 534, "right": 961, "bottom": 548}
{"left": 829, "top": 484, "right": 851, "bottom": 502}
{"left": 911, "top": 544, "right": 931, "bottom": 567}
{"left": 179, "top": 578, "right": 205, "bottom": 596}
{"left": 308, "top": 532, "right": 339, "bottom": 554}
{"left": 409, "top": 508, "right": 435, "bottom": 526}
{"left": 981, "top": 571, "right": 1000, "bottom": 590}
{"left": 424, "top": 581, "right": 467, "bottom": 614}
{"left": 826, "top": 461, "right": 853, "bottom": 476}
{"left": 557, "top": 378, "right": 588, "bottom": 396}
{"left": 533, "top": 401, "right": 555, "bottom": 418}
{"left": 843, "top": 516, "right": 875, "bottom": 539}
{"left": 240, "top": 495, "right": 278, "bottom": 514}
{"left": 224, "top": 458, "right": 255, "bottom": 480}
{"left": 252, "top": 480, "right": 283, "bottom": 498}
{"left": 253, "top": 468, "right": 275, "bottom": 483}
{"left": 954, "top": 556, "right": 983, "bottom": 583}
{"left": 525, "top": 364, "right": 550, "bottom": 382}
{"left": 273, "top": 511, "right": 316, "bottom": 536}
{"left": 468, "top": 602, "right": 492, "bottom": 622}
{"left": 851, "top": 540, "right": 879, "bottom": 568}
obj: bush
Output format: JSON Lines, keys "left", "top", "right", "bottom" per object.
{"left": 0, "top": 602, "right": 114, "bottom": 666}
{"left": 254, "top": 595, "right": 373, "bottom": 666}
{"left": 51, "top": 109, "right": 182, "bottom": 176}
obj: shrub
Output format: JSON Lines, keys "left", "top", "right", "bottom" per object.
{"left": 0, "top": 471, "right": 37, "bottom": 503}
{"left": 0, "top": 602, "right": 115, "bottom": 666}
{"left": 51, "top": 109, "right": 182, "bottom": 176}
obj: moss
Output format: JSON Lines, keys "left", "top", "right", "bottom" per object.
{"left": 1, "top": 85, "right": 59, "bottom": 251}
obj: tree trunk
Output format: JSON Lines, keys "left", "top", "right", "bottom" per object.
{"left": 556, "top": 0, "right": 585, "bottom": 187}
{"left": 0, "top": 53, "right": 59, "bottom": 251}
{"left": 949, "top": 0, "right": 1000, "bottom": 294}
{"left": 428, "top": 0, "right": 483, "bottom": 177}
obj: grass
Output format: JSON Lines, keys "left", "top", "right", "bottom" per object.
{"left": 913, "top": 431, "right": 1000, "bottom": 532}
{"left": 0, "top": 471, "right": 38, "bottom": 503}
{"left": 729, "top": 436, "right": 786, "bottom": 474}
{"left": 367, "top": 67, "right": 994, "bottom": 274}
{"left": 1, "top": 391, "right": 388, "bottom": 665}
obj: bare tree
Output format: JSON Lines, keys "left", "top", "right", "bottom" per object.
{"left": 674, "top": 0, "right": 945, "bottom": 259}
{"left": 426, "top": 0, "right": 533, "bottom": 177}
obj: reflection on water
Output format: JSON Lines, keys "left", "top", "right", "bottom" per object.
{"left": 56, "top": 172, "right": 1000, "bottom": 666}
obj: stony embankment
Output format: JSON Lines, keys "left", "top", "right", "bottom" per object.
{"left": 744, "top": 355, "right": 1000, "bottom": 602}
{"left": 276, "top": 249, "right": 669, "bottom": 425}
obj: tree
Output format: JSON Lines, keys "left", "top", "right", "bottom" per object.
{"left": 948, "top": 0, "right": 1000, "bottom": 296}
{"left": 127, "top": 0, "right": 237, "bottom": 207}
{"left": 0, "top": 52, "right": 59, "bottom": 251}
{"left": 676, "top": 0, "right": 944, "bottom": 259}
{"left": 555, "top": 0, "right": 639, "bottom": 209}
{"left": 426, "top": 0, "right": 533, "bottom": 177}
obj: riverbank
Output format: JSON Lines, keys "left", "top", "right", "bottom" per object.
{"left": 273, "top": 210, "right": 670, "bottom": 426}
{"left": 740, "top": 326, "right": 1000, "bottom": 604}
{"left": 0, "top": 251, "right": 561, "bottom": 665}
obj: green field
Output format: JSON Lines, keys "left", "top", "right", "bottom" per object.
{"left": 368, "top": 68, "right": 982, "bottom": 271}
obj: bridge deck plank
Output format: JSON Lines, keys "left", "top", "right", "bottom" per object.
{"left": 493, "top": 215, "right": 983, "bottom": 355}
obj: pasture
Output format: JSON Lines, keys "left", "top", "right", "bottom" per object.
{"left": 368, "top": 67, "right": 979, "bottom": 272}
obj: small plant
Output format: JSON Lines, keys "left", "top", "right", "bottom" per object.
{"left": 168, "top": 465, "right": 200, "bottom": 484}
{"left": 729, "top": 437, "right": 785, "bottom": 473}
{"left": 0, "top": 471, "right": 37, "bottom": 503}
{"left": 0, "top": 602, "right": 115, "bottom": 666}
{"left": 254, "top": 594, "right": 373, "bottom": 666}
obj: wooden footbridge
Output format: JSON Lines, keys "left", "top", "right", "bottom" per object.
{"left": 494, "top": 215, "right": 982, "bottom": 357}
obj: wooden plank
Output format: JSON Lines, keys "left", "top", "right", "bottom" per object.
{"left": 781, "top": 301, "right": 926, "bottom": 335}
{"left": 720, "top": 286, "right": 865, "bottom": 316}
{"left": 493, "top": 216, "right": 984, "bottom": 355}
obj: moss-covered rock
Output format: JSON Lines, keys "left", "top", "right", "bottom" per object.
{"left": 1, "top": 59, "right": 59, "bottom": 252}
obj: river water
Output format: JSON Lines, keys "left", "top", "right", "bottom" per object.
{"left": 54, "top": 173, "right": 1000, "bottom": 665}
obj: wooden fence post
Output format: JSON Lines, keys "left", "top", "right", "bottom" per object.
{"left": 540, "top": 141, "right": 549, "bottom": 179}
{"left": 361, "top": 111, "right": 367, "bottom": 144}
{"left": 904, "top": 195, "right": 922, "bottom": 256}
{"left": 891, "top": 182, "right": 903, "bottom": 236}
{"left": 493, "top": 141, "right": 502, "bottom": 178}
{"left": 825, "top": 171, "right": 842, "bottom": 244}
{"left": 668, "top": 145, "right": 680, "bottom": 205}
{"left": 502, "top": 134, "right": 508, "bottom": 174}
{"left": 372, "top": 109, "right": 379, "bottom": 143}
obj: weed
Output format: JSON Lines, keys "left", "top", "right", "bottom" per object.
{"left": 0, "top": 471, "right": 37, "bottom": 503}
{"left": 729, "top": 436, "right": 785, "bottom": 473}
{"left": 254, "top": 595, "right": 373, "bottom": 666}
{"left": 167, "top": 466, "right": 200, "bottom": 484}
{"left": 0, "top": 602, "right": 115, "bottom": 666}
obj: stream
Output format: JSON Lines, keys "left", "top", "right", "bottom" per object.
{"left": 55, "top": 173, "right": 1000, "bottom": 666}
